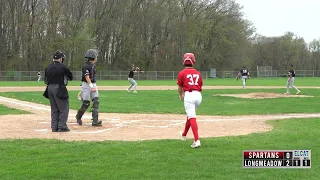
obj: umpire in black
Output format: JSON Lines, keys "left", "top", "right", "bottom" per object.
{"left": 44, "top": 50, "right": 73, "bottom": 132}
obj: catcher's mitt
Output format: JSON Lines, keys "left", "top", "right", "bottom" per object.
{"left": 77, "top": 91, "right": 82, "bottom": 101}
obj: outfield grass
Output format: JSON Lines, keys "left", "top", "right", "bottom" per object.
{"left": 0, "top": 77, "right": 320, "bottom": 86}
{"left": 0, "top": 88, "right": 319, "bottom": 115}
{"left": 0, "top": 79, "right": 318, "bottom": 179}
{"left": 0, "top": 104, "right": 29, "bottom": 115}
{"left": 0, "top": 118, "right": 318, "bottom": 179}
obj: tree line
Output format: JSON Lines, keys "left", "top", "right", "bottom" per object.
{"left": 0, "top": 0, "right": 319, "bottom": 72}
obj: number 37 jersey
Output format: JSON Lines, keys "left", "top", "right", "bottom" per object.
{"left": 177, "top": 68, "right": 203, "bottom": 92}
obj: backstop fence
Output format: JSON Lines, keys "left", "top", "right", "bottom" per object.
{"left": 257, "top": 66, "right": 278, "bottom": 78}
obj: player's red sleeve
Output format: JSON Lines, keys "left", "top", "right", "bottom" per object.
{"left": 199, "top": 75, "right": 203, "bottom": 87}
{"left": 177, "top": 71, "right": 184, "bottom": 86}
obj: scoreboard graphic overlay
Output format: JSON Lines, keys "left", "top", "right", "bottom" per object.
{"left": 243, "top": 150, "right": 311, "bottom": 168}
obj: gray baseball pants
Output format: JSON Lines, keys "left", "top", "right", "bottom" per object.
{"left": 128, "top": 78, "right": 137, "bottom": 91}
{"left": 48, "top": 84, "right": 69, "bottom": 130}
{"left": 81, "top": 82, "right": 99, "bottom": 101}
{"left": 286, "top": 77, "right": 299, "bottom": 93}
{"left": 78, "top": 82, "right": 100, "bottom": 124}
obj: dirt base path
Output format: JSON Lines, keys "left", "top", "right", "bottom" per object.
{"left": 0, "top": 86, "right": 318, "bottom": 141}
{"left": 0, "top": 85, "right": 320, "bottom": 92}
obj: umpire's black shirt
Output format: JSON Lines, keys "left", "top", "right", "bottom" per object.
{"left": 45, "top": 62, "right": 73, "bottom": 85}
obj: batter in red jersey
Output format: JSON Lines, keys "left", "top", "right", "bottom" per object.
{"left": 177, "top": 53, "right": 203, "bottom": 148}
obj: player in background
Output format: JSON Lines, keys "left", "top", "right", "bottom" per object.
{"left": 177, "top": 53, "right": 203, "bottom": 148}
{"left": 127, "top": 65, "right": 143, "bottom": 93}
{"left": 284, "top": 64, "right": 300, "bottom": 95}
{"left": 237, "top": 65, "right": 250, "bottom": 89}
{"left": 37, "top": 71, "right": 41, "bottom": 82}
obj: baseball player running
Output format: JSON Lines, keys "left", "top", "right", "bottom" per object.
{"left": 177, "top": 53, "right": 203, "bottom": 148}
{"left": 75, "top": 49, "right": 102, "bottom": 126}
{"left": 284, "top": 64, "right": 300, "bottom": 95}
{"left": 237, "top": 65, "right": 250, "bottom": 89}
{"left": 127, "top": 65, "right": 142, "bottom": 93}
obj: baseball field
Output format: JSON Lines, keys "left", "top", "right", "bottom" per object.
{"left": 0, "top": 77, "right": 319, "bottom": 179}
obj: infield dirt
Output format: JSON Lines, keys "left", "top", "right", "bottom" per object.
{"left": 0, "top": 86, "right": 318, "bottom": 141}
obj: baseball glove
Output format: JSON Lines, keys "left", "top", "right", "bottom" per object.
{"left": 77, "top": 91, "right": 82, "bottom": 101}
{"left": 136, "top": 67, "right": 144, "bottom": 73}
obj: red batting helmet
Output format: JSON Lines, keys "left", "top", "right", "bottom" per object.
{"left": 183, "top": 53, "right": 195, "bottom": 66}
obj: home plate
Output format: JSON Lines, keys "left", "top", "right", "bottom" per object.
{"left": 35, "top": 129, "right": 48, "bottom": 132}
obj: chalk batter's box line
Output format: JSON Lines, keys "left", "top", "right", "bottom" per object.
{"left": 36, "top": 120, "right": 141, "bottom": 134}
{"left": 71, "top": 120, "right": 143, "bottom": 134}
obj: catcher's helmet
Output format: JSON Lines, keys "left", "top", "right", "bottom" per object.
{"left": 85, "top": 49, "right": 98, "bottom": 59}
{"left": 183, "top": 53, "right": 195, "bottom": 66}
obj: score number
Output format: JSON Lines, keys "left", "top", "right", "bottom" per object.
{"left": 243, "top": 150, "right": 311, "bottom": 168}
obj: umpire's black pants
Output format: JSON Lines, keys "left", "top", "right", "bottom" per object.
{"left": 48, "top": 84, "right": 69, "bottom": 131}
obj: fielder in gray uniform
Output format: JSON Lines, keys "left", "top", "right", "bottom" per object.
{"left": 284, "top": 64, "right": 301, "bottom": 95}
{"left": 75, "top": 49, "right": 102, "bottom": 126}
{"left": 127, "top": 65, "right": 142, "bottom": 93}
{"left": 237, "top": 65, "right": 250, "bottom": 89}
{"left": 44, "top": 51, "right": 73, "bottom": 132}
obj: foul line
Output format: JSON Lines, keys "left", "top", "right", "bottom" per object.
{"left": 0, "top": 96, "right": 50, "bottom": 111}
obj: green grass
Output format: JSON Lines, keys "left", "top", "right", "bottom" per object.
{"left": 0, "top": 104, "right": 29, "bottom": 115}
{"left": 1, "top": 88, "right": 320, "bottom": 115}
{"left": 0, "top": 118, "right": 318, "bottom": 180}
{"left": 0, "top": 79, "right": 318, "bottom": 179}
{"left": 0, "top": 77, "right": 320, "bottom": 86}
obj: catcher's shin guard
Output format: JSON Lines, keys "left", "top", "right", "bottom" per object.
{"left": 92, "top": 97, "right": 102, "bottom": 126}
{"left": 76, "top": 100, "right": 90, "bottom": 120}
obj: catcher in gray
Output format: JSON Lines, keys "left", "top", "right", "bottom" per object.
{"left": 75, "top": 49, "right": 102, "bottom": 126}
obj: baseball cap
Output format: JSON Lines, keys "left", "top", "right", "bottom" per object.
{"left": 53, "top": 50, "right": 66, "bottom": 59}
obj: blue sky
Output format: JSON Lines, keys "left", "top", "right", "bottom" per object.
{"left": 235, "top": 0, "right": 320, "bottom": 43}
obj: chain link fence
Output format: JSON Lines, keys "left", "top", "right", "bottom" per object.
{"left": 257, "top": 66, "right": 278, "bottom": 78}
{"left": 0, "top": 71, "right": 210, "bottom": 81}
{"left": 0, "top": 69, "right": 317, "bottom": 81}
